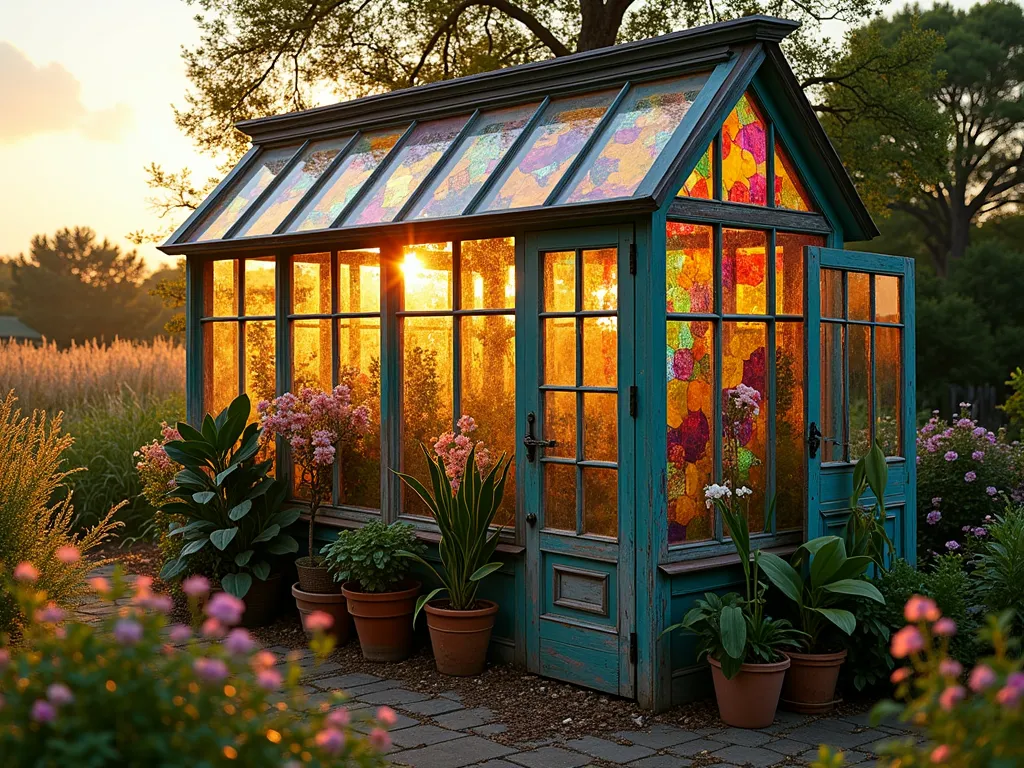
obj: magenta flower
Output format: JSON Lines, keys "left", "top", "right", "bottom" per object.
{"left": 938, "top": 685, "right": 966, "bottom": 711}
{"left": 315, "top": 727, "right": 346, "bottom": 755}
{"left": 934, "top": 618, "right": 957, "bottom": 637}
{"left": 113, "top": 619, "right": 143, "bottom": 645}
{"left": 944, "top": 451, "right": 958, "bottom": 462}
{"left": 168, "top": 624, "right": 192, "bottom": 643}
{"left": 1007, "top": 672, "right": 1024, "bottom": 690}
{"left": 969, "top": 664, "right": 997, "bottom": 692}
{"left": 926, "top": 510, "right": 942, "bottom": 525}
{"left": 223, "top": 628, "right": 256, "bottom": 656}
{"left": 327, "top": 708, "right": 351, "bottom": 727}
{"left": 35, "top": 603, "right": 65, "bottom": 624}
{"left": 938, "top": 658, "right": 962, "bottom": 676}
{"left": 193, "top": 657, "right": 229, "bottom": 683}
{"left": 206, "top": 592, "right": 245, "bottom": 625}
{"left": 891, "top": 625, "right": 924, "bottom": 658}
{"left": 46, "top": 683, "right": 74, "bottom": 706}
{"left": 181, "top": 575, "right": 210, "bottom": 597}
{"left": 972, "top": 450, "right": 984, "bottom": 461}
{"left": 31, "top": 699, "right": 56, "bottom": 723}
{"left": 964, "top": 471, "right": 977, "bottom": 483}
{"left": 13, "top": 562, "right": 39, "bottom": 582}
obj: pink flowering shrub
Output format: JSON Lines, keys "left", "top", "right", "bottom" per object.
{"left": 0, "top": 559, "right": 390, "bottom": 766}
{"left": 433, "top": 415, "right": 492, "bottom": 492}
{"left": 917, "top": 404, "right": 1023, "bottom": 559}
{"left": 134, "top": 422, "right": 182, "bottom": 508}
{"left": 259, "top": 386, "right": 371, "bottom": 563}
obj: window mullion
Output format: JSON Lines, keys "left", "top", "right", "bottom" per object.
{"left": 713, "top": 224, "right": 724, "bottom": 543}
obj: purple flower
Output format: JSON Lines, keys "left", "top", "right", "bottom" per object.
{"left": 169, "top": 624, "right": 192, "bottom": 643}
{"left": 946, "top": 540, "right": 961, "bottom": 551}
{"left": 926, "top": 510, "right": 942, "bottom": 525}
{"left": 256, "top": 668, "right": 282, "bottom": 690}
{"left": 973, "top": 527, "right": 988, "bottom": 537}
{"left": 139, "top": 594, "right": 174, "bottom": 614}
{"left": 181, "top": 575, "right": 210, "bottom": 597}
{"left": 46, "top": 683, "right": 74, "bottom": 706}
{"left": 944, "top": 451, "right": 958, "bottom": 462}
{"left": 223, "top": 628, "right": 256, "bottom": 656}
{"left": 113, "top": 619, "right": 143, "bottom": 645}
{"left": 206, "top": 593, "right": 245, "bottom": 626}
{"left": 973, "top": 426, "right": 986, "bottom": 437}
{"left": 193, "top": 657, "right": 229, "bottom": 683}
{"left": 965, "top": 471, "right": 977, "bottom": 483}
{"left": 916, "top": 456, "right": 921, "bottom": 465}
{"left": 987, "top": 486, "right": 998, "bottom": 496}
{"left": 315, "top": 727, "right": 346, "bottom": 755}
{"left": 972, "top": 450, "right": 984, "bottom": 461}
{"left": 931, "top": 496, "right": 942, "bottom": 507}
{"left": 31, "top": 699, "right": 56, "bottom": 723}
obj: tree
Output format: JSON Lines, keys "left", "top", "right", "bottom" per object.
{"left": 148, "top": 259, "right": 187, "bottom": 335}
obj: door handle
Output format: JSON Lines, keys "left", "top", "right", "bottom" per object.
{"left": 808, "top": 422, "right": 821, "bottom": 458}
{"left": 526, "top": 513, "right": 537, "bottom": 527}
{"left": 523, "top": 412, "right": 555, "bottom": 462}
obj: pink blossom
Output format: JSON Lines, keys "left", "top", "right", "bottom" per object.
{"left": 930, "top": 744, "right": 951, "bottom": 763}
{"left": 964, "top": 471, "right": 977, "bottom": 483}
{"left": 376, "top": 705, "right": 398, "bottom": 726}
{"left": 256, "top": 668, "right": 282, "bottom": 690}
{"left": 55, "top": 546, "right": 80, "bottom": 563}
{"left": 969, "top": 664, "right": 997, "bottom": 691}
{"left": 35, "top": 602, "right": 65, "bottom": 624}
{"left": 31, "top": 699, "right": 56, "bottom": 723}
{"left": 201, "top": 618, "right": 226, "bottom": 638}
{"left": 934, "top": 618, "right": 957, "bottom": 637}
{"left": 369, "top": 727, "right": 392, "bottom": 751}
{"left": 113, "top": 619, "right": 143, "bottom": 645}
{"left": 987, "top": 486, "right": 998, "bottom": 496}
{"left": 168, "top": 624, "right": 192, "bottom": 643}
{"left": 926, "top": 511, "right": 942, "bottom": 525}
{"left": 181, "top": 575, "right": 210, "bottom": 597}
{"left": 206, "top": 592, "right": 245, "bottom": 625}
{"left": 315, "top": 727, "right": 346, "bottom": 755}
{"left": 13, "top": 562, "right": 39, "bottom": 582}
{"left": 996, "top": 685, "right": 1021, "bottom": 707}
{"left": 89, "top": 577, "right": 110, "bottom": 594}
{"left": 305, "top": 611, "right": 334, "bottom": 632}
{"left": 938, "top": 685, "right": 965, "bottom": 711}
{"left": 327, "top": 708, "right": 351, "bottom": 727}
{"left": 891, "top": 625, "right": 925, "bottom": 658}
{"left": 904, "top": 595, "right": 940, "bottom": 623}
{"left": 890, "top": 666, "right": 911, "bottom": 684}
{"left": 139, "top": 594, "right": 174, "bottom": 613}
{"left": 250, "top": 650, "right": 276, "bottom": 670}
{"left": 944, "top": 451, "right": 958, "bottom": 462}
{"left": 46, "top": 683, "right": 74, "bottom": 706}
{"left": 938, "top": 658, "right": 962, "bottom": 676}
{"left": 223, "top": 628, "right": 256, "bottom": 655}
{"left": 193, "top": 657, "right": 229, "bottom": 682}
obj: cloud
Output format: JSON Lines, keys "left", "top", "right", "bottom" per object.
{"left": 0, "top": 42, "right": 133, "bottom": 142}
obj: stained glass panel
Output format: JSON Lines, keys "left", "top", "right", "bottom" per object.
{"left": 666, "top": 319, "right": 714, "bottom": 544}
{"left": 722, "top": 228, "right": 767, "bottom": 315}
{"left": 240, "top": 138, "right": 352, "bottom": 236}
{"left": 478, "top": 91, "right": 617, "bottom": 212}
{"left": 544, "top": 251, "right": 575, "bottom": 312}
{"left": 289, "top": 128, "right": 405, "bottom": 232}
{"left": 848, "top": 272, "right": 871, "bottom": 321}
{"left": 461, "top": 239, "right": 515, "bottom": 310}
{"left": 721, "top": 93, "right": 767, "bottom": 205}
{"left": 666, "top": 222, "right": 713, "bottom": 314}
{"left": 775, "top": 322, "right": 805, "bottom": 531}
{"left": 347, "top": 116, "right": 469, "bottom": 225}
{"left": 563, "top": 74, "right": 709, "bottom": 203}
{"left": 582, "top": 248, "right": 617, "bottom": 311}
{"left": 411, "top": 105, "right": 539, "bottom": 219}
{"left": 678, "top": 143, "right": 713, "bottom": 199}
{"left": 774, "top": 140, "right": 814, "bottom": 211}
{"left": 722, "top": 322, "right": 768, "bottom": 532}
{"left": 191, "top": 147, "right": 297, "bottom": 242}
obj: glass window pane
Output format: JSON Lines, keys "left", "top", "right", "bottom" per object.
{"left": 666, "top": 222, "right": 713, "bottom": 314}
{"left": 848, "top": 272, "right": 871, "bottom": 321}
{"left": 544, "top": 462, "right": 576, "bottom": 532}
{"left": 722, "top": 322, "right": 768, "bottom": 532}
{"left": 875, "top": 275, "right": 901, "bottom": 323}
{"left": 543, "top": 318, "right": 576, "bottom": 386}
{"left": 205, "top": 259, "right": 239, "bottom": 317}
{"left": 722, "top": 228, "right": 767, "bottom": 315}
{"left": 774, "top": 140, "right": 814, "bottom": 211}
{"left": 461, "top": 238, "right": 515, "bottom": 310}
{"left": 722, "top": 93, "right": 767, "bottom": 205}
{"left": 239, "top": 138, "right": 352, "bottom": 236}
{"left": 582, "top": 468, "right": 617, "bottom": 537}
{"left": 191, "top": 146, "right": 297, "bottom": 241}
{"left": 411, "top": 104, "right": 540, "bottom": 219}
{"left": 582, "top": 317, "right": 616, "bottom": 387}
{"left": 821, "top": 322, "right": 845, "bottom": 463}
{"left": 244, "top": 320, "right": 277, "bottom": 412}
{"left": 544, "top": 391, "right": 577, "bottom": 460}
{"left": 583, "top": 393, "right": 616, "bottom": 462}
{"left": 666, "top": 319, "right": 714, "bottom": 544}
{"left": 678, "top": 143, "right": 713, "bottom": 199}
{"left": 402, "top": 316, "right": 453, "bottom": 516}
{"left": 292, "top": 253, "right": 331, "bottom": 315}
{"left": 461, "top": 314, "right": 516, "bottom": 526}
{"left": 403, "top": 242, "right": 453, "bottom": 311}
{"left": 292, "top": 318, "right": 332, "bottom": 392}
{"left": 776, "top": 232, "right": 824, "bottom": 315}
{"left": 875, "top": 326, "right": 902, "bottom": 457}
{"left": 775, "top": 322, "right": 805, "bottom": 531}
{"left": 290, "top": 128, "right": 405, "bottom": 232}
{"left": 848, "top": 323, "right": 872, "bottom": 461}
{"left": 338, "top": 249, "right": 381, "bottom": 314}
{"left": 544, "top": 251, "right": 575, "bottom": 312}
{"left": 821, "top": 269, "right": 843, "bottom": 319}
{"left": 479, "top": 90, "right": 617, "bottom": 212}
{"left": 204, "top": 322, "right": 238, "bottom": 416}
{"left": 339, "top": 318, "right": 381, "bottom": 509}
{"left": 347, "top": 116, "right": 469, "bottom": 225}
{"left": 243, "top": 258, "right": 276, "bottom": 316}
{"left": 582, "top": 248, "right": 617, "bottom": 311}
{"left": 564, "top": 74, "right": 709, "bottom": 203}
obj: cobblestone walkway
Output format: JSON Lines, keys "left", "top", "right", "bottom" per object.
{"left": 76, "top": 567, "right": 914, "bottom": 768}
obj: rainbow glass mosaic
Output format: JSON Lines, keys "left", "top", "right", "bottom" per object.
{"left": 721, "top": 93, "right": 767, "bottom": 205}
{"left": 665, "top": 222, "right": 713, "bottom": 314}
{"left": 678, "top": 143, "right": 713, "bottom": 199}
{"left": 774, "top": 139, "right": 814, "bottom": 211}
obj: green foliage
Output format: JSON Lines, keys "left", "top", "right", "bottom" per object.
{"left": 972, "top": 504, "right": 1024, "bottom": 633}
{"left": 0, "top": 392, "right": 120, "bottom": 635}
{"left": 844, "top": 441, "right": 895, "bottom": 568}
{"left": 1000, "top": 367, "right": 1024, "bottom": 431}
{"left": 320, "top": 521, "right": 424, "bottom": 593}
{"left": 0, "top": 568, "right": 390, "bottom": 767}
{"left": 395, "top": 444, "right": 512, "bottom": 620}
{"left": 148, "top": 258, "right": 186, "bottom": 335}
{"left": 157, "top": 394, "right": 300, "bottom": 597}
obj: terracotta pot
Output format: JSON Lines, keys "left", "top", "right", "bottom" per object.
{"left": 708, "top": 653, "right": 791, "bottom": 729}
{"left": 291, "top": 582, "right": 351, "bottom": 644}
{"left": 781, "top": 649, "right": 847, "bottom": 714}
{"left": 342, "top": 580, "right": 421, "bottom": 662}
{"left": 240, "top": 572, "right": 283, "bottom": 628}
{"left": 295, "top": 557, "right": 339, "bottom": 594}
{"left": 424, "top": 600, "right": 499, "bottom": 677}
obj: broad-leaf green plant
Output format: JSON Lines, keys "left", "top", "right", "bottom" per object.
{"left": 158, "top": 394, "right": 300, "bottom": 597}
{"left": 844, "top": 439, "right": 894, "bottom": 570}
{"left": 320, "top": 521, "right": 425, "bottom": 594}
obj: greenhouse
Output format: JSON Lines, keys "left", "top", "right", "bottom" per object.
{"left": 160, "top": 14, "right": 916, "bottom": 710}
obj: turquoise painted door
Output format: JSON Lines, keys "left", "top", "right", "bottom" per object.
{"left": 521, "top": 226, "right": 636, "bottom": 697}
{"left": 806, "top": 247, "right": 917, "bottom": 562}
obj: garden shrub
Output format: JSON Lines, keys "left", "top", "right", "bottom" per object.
{"left": 0, "top": 563, "right": 392, "bottom": 767}
{"left": 916, "top": 405, "right": 1022, "bottom": 559}
{"left": 0, "top": 392, "right": 120, "bottom": 635}
{"left": 320, "top": 520, "right": 424, "bottom": 592}
{"left": 972, "top": 504, "right": 1024, "bottom": 633}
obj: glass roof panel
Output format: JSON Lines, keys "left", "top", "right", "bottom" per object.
{"left": 288, "top": 127, "right": 407, "bottom": 232}
{"left": 562, "top": 74, "right": 709, "bottom": 203}
{"left": 476, "top": 90, "right": 618, "bottom": 212}
{"left": 344, "top": 115, "right": 470, "bottom": 226}
{"left": 189, "top": 146, "right": 298, "bottom": 242}
{"left": 238, "top": 137, "right": 353, "bottom": 237}
{"left": 409, "top": 103, "right": 541, "bottom": 220}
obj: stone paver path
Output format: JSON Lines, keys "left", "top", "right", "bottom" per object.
{"left": 77, "top": 566, "right": 915, "bottom": 767}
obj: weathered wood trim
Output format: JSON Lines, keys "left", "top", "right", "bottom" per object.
{"left": 667, "top": 198, "right": 831, "bottom": 234}
{"left": 657, "top": 542, "right": 799, "bottom": 575}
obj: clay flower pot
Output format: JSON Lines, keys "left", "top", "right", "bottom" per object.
{"left": 780, "top": 649, "right": 847, "bottom": 713}
{"left": 292, "top": 582, "right": 351, "bottom": 644}
{"left": 295, "top": 557, "right": 339, "bottom": 594}
{"left": 342, "top": 580, "right": 421, "bottom": 662}
{"left": 708, "top": 653, "right": 791, "bottom": 728}
{"left": 240, "top": 572, "right": 283, "bottom": 628}
{"left": 424, "top": 599, "right": 499, "bottom": 677}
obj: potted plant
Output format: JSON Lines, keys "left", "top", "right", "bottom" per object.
{"left": 258, "top": 386, "right": 371, "bottom": 639}
{"left": 395, "top": 416, "right": 512, "bottom": 676}
{"left": 321, "top": 521, "right": 425, "bottom": 661}
{"left": 157, "top": 394, "right": 301, "bottom": 626}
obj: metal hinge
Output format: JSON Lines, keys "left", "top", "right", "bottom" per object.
{"left": 629, "top": 632, "right": 638, "bottom": 664}
{"left": 629, "top": 242, "right": 637, "bottom": 275}
{"left": 629, "top": 386, "right": 638, "bottom": 418}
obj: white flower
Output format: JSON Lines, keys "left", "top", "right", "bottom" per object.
{"left": 703, "top": 483, "right": 732, "bottom": 508}
{"left": 735, "top": 486, "right": 753, "bottom": 498}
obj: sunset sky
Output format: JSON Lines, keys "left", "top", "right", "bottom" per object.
{"left": 0, "top": 0, "right": 973, "bottom": 273}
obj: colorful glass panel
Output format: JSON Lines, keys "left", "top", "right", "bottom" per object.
{"left": 678, "top": 143, "right": 713, "bottom": 199}
{"left": 776, "top": 232, "right": 825, "bottom": 315}
{"left": 775, "top": 322, "right": 805, "bottom": 531}
{"left": 774, "top": 140, "right": 813, "bottom": 211}
{"left": 722, "top": 321, "right": 768, "bottom": 531}
{"left": 411, "top": 104, "right": 539, "bottom": 219}
{"left": 239, "top": 138, "right": 352, "bottom": 236}
{"left": 563, "top": 74, "right": 709, "bottom": 203}
{"left": 191, "top": 147, "right": 297, "bottom": 242}
{"left": 289, "top": 128, "right": 405, "bottom": 232}
{"left": 721, "top": 93, "right": 767, "bottom": 205}
{"left": 722, "top": 228, "right": 767, "bottom": 315}
{"left": 478, "top": 91, "right": 617, "bottom": 212}
{"left": 347, "top": 116, "right": 469, "bottom": 225}
{"left": 666, "top": 222, "right": 713, "bottom": 314}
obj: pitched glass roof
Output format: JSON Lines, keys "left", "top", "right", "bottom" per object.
{"left": 180, "top": 72, "right": 713, "bottom": 244}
